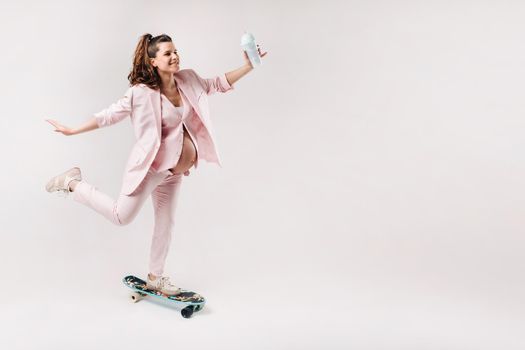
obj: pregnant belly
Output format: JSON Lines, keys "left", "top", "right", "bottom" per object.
{"left": 170, "top": 128, "right": 197, "bottom": 174}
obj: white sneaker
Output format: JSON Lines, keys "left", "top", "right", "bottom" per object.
{"left": 45, "top": 167, "right": 82, "bottom": 197}
{"left": 146, "top": 274, "right": 182, "bottom": 296}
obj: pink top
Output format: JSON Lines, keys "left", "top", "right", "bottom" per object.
{"left": 150, "top": 88, "right": 203, "bottom": 173}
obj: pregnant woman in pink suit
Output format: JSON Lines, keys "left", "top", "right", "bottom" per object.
{"left": 45, "top": 33, "right": 267, "bottom": 295}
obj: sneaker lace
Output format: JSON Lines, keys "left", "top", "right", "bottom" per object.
{"left": 57, "top": 176, "right": 78, "bottom": 198}
{"left": 158, "top": 276, "right": 179, "bottom": 291}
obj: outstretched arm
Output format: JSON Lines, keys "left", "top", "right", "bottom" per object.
{"left": 45, "top": 87, "right": 133, "bottom": 136}
{"left": 225, "top": 64, "right": 253, "bottom": 86}
{"left": 225, "top": 44, "right": 268, "bottom": 85}
{"left": 45, "top": 117, "right": 99, "bottom": 136}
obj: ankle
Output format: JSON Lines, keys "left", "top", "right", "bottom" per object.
{"left": 68, "top": 179, "right": 79, "bottom": 192}
{"left": 148, "top": 273, "right": 158, "bottom": 281}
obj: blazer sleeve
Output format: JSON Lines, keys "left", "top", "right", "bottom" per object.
{"left": 190, "top": 69, "right": 234, "bottom": 95}
{"left": 94, "top": 87, "right": 133, "bottom": 128}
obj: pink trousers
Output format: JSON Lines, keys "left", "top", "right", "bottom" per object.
{"left": 72, "top": 167, "right": 183, "bottom": 276}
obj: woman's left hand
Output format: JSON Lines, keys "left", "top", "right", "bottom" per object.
{"left": 243, "top": 44, "right": 268, "bottom": 68}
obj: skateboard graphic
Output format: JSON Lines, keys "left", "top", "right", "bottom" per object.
{"left": 122, "top": 275, "right": 205, "bottom": 318}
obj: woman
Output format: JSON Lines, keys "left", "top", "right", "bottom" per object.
{"left": 44, "top": 33, "right": 267, "bottom": 295}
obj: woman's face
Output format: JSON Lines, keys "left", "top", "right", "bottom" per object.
{"left": 150, "top": 41, "right": 180, "bottom": 74}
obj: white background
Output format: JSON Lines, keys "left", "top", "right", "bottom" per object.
{"left": 1, "top": 0, "right": 524, "bottom": 349}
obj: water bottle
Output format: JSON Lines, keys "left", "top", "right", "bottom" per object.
{"left": 240, "top": 31, "right": 261, "bottom": 68}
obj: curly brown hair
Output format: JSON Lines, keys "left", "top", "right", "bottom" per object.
{"left": 128, "top": 33, "right": 173, "bottom": 90}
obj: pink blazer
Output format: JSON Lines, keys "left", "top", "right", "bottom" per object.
{"left": 94, "top": 69, "right": 234, "bottom": 195}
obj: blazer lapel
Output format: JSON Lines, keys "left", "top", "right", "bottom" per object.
{"left": 174, "top": 73, "right": 203, "bottom": 123}
{"left": 152, "top": 89, "right": 162, "bottom": 142}
{"left": 152, "top": 73, "right": 208, "bottom": 144}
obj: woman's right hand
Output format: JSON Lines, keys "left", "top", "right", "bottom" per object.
{"left": 45, "top": 119, "right": 75, "bottom": 136}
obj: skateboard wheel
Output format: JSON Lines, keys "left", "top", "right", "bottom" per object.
{"left": 181, "top": 306, "right": 194, "bottom": 318}
{"left": 130, "top": 292, "right": 144, "bottom": 303}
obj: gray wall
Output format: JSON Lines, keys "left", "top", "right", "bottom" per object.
{"left": 1, "top": 0, "right": 524, "bottom": 349}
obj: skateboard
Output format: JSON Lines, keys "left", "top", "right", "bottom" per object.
{"left": 122, "top": 275, "right": 205, "bottom": 318}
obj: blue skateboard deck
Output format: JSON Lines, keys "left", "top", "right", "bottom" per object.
{"left": 123, "top": 275, "right": 205, "bottom": 318}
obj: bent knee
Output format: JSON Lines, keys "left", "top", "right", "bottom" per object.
{"left": 114, "top": 210, "right": 137, "bottom": 226}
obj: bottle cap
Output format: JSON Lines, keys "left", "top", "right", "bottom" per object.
{"left": 241, "top": 32, "right": 256, "bottom": 46}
